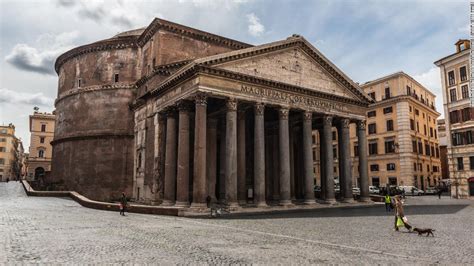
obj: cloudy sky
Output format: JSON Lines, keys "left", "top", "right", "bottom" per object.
{"left": 0, "top": 0, "right": 469, "bottom": 149}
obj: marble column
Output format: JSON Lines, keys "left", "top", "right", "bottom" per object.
{"left": 289, "top": 125, "right": 295, "bottom": 201}
{"left": 357, "top": 120, "right": 370, "bottom": 201}
{"left": 318, "top": 129, "right": 326, "bottom": 200}
{"left": 191, "top": 93, "right": 207, "bottom": 208}
{"left": 218, "top": 121, "right": 226, "bottom": 202}
{"left": 322, "top": 116, "right": 336, "bottom": 203}
{"left": 153, "top": 113, "right": 166, "bottom": 204}
{"left": 175, "top": 101, "right": 191, "bottom": 207}
{"left": 225, "top": 98, "right": 238, "bottom": 207}
{"left": 303, "top": 111, "right": 316, "bottom": 204}
{"left": 254, "top": 103, "right": 267, "bottom": 207}
{"left": 207, "top": 118, "right": 218, "bottom": 202}
{"left": 237, "top": 109, "right": 247, "bottom": 205}
{"left": 162, "top": 108, "right": 177, "bottom": 206}
{"left": 278, "top": 107, "right": 292, "bottom": 205}
{"left": 339, "top": 118, "right": 353, "bottom": 202}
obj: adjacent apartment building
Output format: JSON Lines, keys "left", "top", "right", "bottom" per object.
{"left": 353, "top": 72, "right": 442, "bottom": 190}
{"left": 26, "top": 111, "right": 55, "bottom": 181}
{"left": 0, "top": 124, "right": 22, "bottom": 181}
{"left": 435, "top": 39, "right": 473, "bottom": 198}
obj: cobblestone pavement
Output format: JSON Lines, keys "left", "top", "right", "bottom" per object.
{"left": 1, "top": 182, "right": 473, "bottom": 264}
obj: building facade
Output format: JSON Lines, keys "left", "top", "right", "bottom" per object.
{"left": 435, "top": 39, "right": 474, "bottom": 198}
{"left": 354, "top": 72, "right": 441, "bottom": 190}
{"left": 0, "top": 124, "right": 22, "bottom": 181}
{"left": 27, "top": 111, "right": 55, "bottom": 181}
{"left": 52, "top": 18, "right": 373, "bottom": 205}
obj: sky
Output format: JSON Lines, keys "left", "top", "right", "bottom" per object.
{"left": 0, "top": 0, "right": 470, "bottom": 149}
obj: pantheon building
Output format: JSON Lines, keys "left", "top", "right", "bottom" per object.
{"left": 51, "top": 18, "right": 372, "bottom": 207}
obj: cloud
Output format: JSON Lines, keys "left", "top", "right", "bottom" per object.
{"left": 247, "top": 13, "right": 264, "bottom": 37}
{"left": 5, "top": 31, "right": 78, "bottom": 75}
{"left": 56, "top": 0, "right": 75, "bottom": 7}
{"left": 457, "top": 23, "right": 470, "bottom": 33}
{"left": 0, "top": 88, "right": 54, "bottom": 107}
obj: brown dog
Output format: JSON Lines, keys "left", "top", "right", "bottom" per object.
{"left": 413, "top": 227, "right": 435, "bottom": 237}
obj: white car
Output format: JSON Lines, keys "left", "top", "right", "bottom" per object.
{"left": 369, "top": 186, "right": 380, "bottom": 194}
{"left": 352, "top": 187, "right": 360, "bottom": 194}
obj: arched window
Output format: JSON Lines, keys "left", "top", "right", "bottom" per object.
{"left": 34, "top": 167, "right": 45, "bottom": 179}
{"left": 38, "top": 150, "right": 45, "bottom": 158}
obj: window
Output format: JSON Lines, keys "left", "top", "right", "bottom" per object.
{"left": 370, "top": 164, "right": 379, "bottom": 171}
{"left": 41, "top": 124, "right": 46, "bottom": 132}
{"left": 368, "top": 123, "right": 376, "bottom": 134}
{"left": 368, "top": 92, "right": 376, "bottom": 100}
{"left": 430, "top": 146, "right": 435, "bottom": 157}
{"left": 409, "top": 106, "right": 412, "bottom": 112}
{"left": 457, "top": 157, "right": 464, "bottom": 170}
{"left": 38, "top": 150, "right": 45, "bottom": 158}
{"left": 385, "top": 140, "right": 396, "bottom": 153}
{"left": 386, "top": 120, "right": 394, "bottom": 131}
{"left": 387, "top": 163, "right": 396, "bottom": 171}
{"left": 418, "top": 141, "right": 423, "bottom": 154}
{"left": 415, "top": 109, "right": 419, "bottom": 116}
{"left": 152, "top": 58, "right": 156, "bottom": 67}
{"left": 450, "top": 110, "right": 460, "bottom": 124}
{"left": 425, "top": 142, "right": 431, "bottom": 156}
{"left": 367, "top": 110, "right": 376, "bottom": 117}
{"left": 332, "top": 131, "right": 336, "bottom": 141}
{"left": 450, "top": 88, "right": 457, "bottom": 102}
{"left": 426, "top": 165, "right": 430, "bottom": 172}
{"left": 430, "top": 127, "right": 433, "bottom": 137}
{"left": 410, "top": 119, "right": 415, "bottom": 130}
{"left": 435, "top": 145, "right": 440, "bottom": 158}
{"left": 384, "top": 87, "right": 391, "bottom": 99}
{"left": 406, "top": 86, "right": 412, "bottom": 95}
{"left": 434, "top": 129, "right": 437, "bottom": 139}
{"left": 369, "top": 142, "right": 378, "bottom": 155}
{"left": 416, "top": 122, "right": 420, "bottom": 132}
{"left": 114, "top": 73, "right": 119, "bottom": 83}
{"left": 388, "top": 177, "right": 397, "bottom": 185}
{"left": 371, "top": 177, "right": 380, "bottom": 187}
{"left": 462, "top": 108, "right": 471, "bottom": 122}
{"left": 413, "top": 163, "right": 417, "bottom": 171}
{"left": 448, "top": 70, "right": 455, "bottom": 86}
{"left": 0, "top": 147, "right": 5, "bottom": 152}
{"left": 424, "top": 125, "right": 427, "bottom": 136}
{"left": 460, "top": 66, "right": 467, "bottom": 82}
{"left": 0, "top": 158, "right": 4, "bottom": 165}
{"left": 412, "top": 140, "right": 417, "bottom": 153}
{"left": 462, "top": 85, "right": 469, "bottom": 99}
{"left": 470, "top": 156, "right": 474, "bottom": 170}
{"left": 333, "top": 145, "right": 337, "bottom": 159}
{"left": 40, "top": 137, "right": 45, "bottom": 144}
{"left": 383, "top": 106, "right": 393, "bottom": 114}
{"left": 354, "top": 144, "right": 359, "bottom": 156}
{"left": 433, "top": 166, "right": 439, "bottom": 172}
{"left": 312, "top": 135, "right": 316, "bottom": 144}
{"left": 418, "top": 163, "right": 422, "bottom": 171}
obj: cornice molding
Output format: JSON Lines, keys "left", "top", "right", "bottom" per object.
{"left": 55, "top": 83, "right": 136, "bottom": 106}
{"left": 135, "top": 60, "right": 192, "bottom": 88}
{"left": 51, "top": 133, "right": 133, "bottom": 145}
{"left": 54, "top": 36, "right": 138, "bottom": 74}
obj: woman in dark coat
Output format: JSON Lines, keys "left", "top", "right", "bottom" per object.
{"left": 119, "top": 192, "right": 127, "bottom": 216}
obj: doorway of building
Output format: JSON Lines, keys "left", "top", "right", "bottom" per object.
{"left": 34, "top": 167, "right": 45, "bottom": 180}
{"left": 468, "top": 177, "right": 474, "bottom": 197}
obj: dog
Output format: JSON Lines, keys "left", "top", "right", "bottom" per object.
{"left": 413, "top": 227, "right": 435, "bottom": 237}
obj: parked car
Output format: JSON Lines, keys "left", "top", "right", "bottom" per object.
{"left": 352, "top": 187, "right": 360, "bottom": 194}
{"left": 313, "top": 185, "right": 321, "bottom": 192}
{"left": 399, "top": 186, "right": 424, "bottom": 196}
{"left": 424, "top": 187, "right": 437, "bottom": 195}
{"left": 369, "top": 186, "right": 380, "bottom": 194}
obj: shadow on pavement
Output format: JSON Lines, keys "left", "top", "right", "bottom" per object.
{"left": 213, "top": 204, "right": 470, "bottom": 220}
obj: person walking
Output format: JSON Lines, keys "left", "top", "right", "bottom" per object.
{"left": 384, "top": 194, "right": 392, "bottom": 212}
{"left": 393, "top": 196, "right": 412, "bottom": 231}
{"left": 119, "top": 192, "right": 128, "bottom": 216}
{"left": 437, "top": 187, "right": 443, "bottom": 199}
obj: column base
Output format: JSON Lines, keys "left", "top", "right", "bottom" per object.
{"left": 175, "top": 201, "right": 190, "bottom": 207}
{"left": 303, "top": 199, "right": 317, "bottom": 205}
{"left": 279, "top": 199, "right": 293, "bottom": 206}
{"left": 161, "top": 200, "right": 175, "bottom": 206}
{"left": 255, "top": 201, "right": 268, "bottom": 208}
{"left": 358, "top": 197, "right": 372, "bottom": 202}
{"left": 150, "top": 200, "right": 162, "bottom": 206}
{"left": 340, "top": 198, "right": 355, "bottom": 203}
{"left": 190, "top": 202, "right": 207, "bottom": 209}
{"left": 322, "top": 198, "right": 337, "bottom": 204}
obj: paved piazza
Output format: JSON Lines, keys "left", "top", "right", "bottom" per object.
{"left": 1, "top": 182, "right": 473, "bottom": 264}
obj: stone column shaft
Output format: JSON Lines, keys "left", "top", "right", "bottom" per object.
{"left": 162, "top": 109, "right": 177, "bottom": 206}
{"left": 254, "top": 103, "right": 267, "bottom": 207}
{"left": 237, "top": 110, "right": 247, "bottom": 205}
{"left": 225, "top": 98, "right": 238, "bottom": 207}
{"left": 191, "top": 94, "right": 207, "bottom": 208}
{"left": 176, "top": 103, "right": 191, "bottom": 207}
{"left": 322, "top": 116, "right": 336, "bottom": 203}
{"left": 339, "top": 118, "right": 353, "bottom": 202}
{"left": 303, "top": 111, "right": 315, "bottom": 203}
{"left": 207, "top": 118, "right": 218, "bottom": 202}
{"left": 278, "top": 108, "right": 292, "bottom": 205}
{"left": 357, "top": 120, "right": 370, "bottom": 201}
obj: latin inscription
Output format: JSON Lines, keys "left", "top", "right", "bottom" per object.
{"left": 240, "top": 85, "right": 346, "bottom": 112}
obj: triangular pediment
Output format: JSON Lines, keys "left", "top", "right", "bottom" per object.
{"left": 195, "top": 37, "right": 371, "bottom": 103}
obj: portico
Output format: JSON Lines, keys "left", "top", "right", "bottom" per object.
{"left": 151, "top": 36, "right": 372, "bottom": 208}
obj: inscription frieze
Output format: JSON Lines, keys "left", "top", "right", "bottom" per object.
{"left": 240, "top": 85, "right": 347, "bottom": 112}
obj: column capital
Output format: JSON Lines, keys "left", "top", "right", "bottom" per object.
{"left": 357, "top": 120, "right": 366, "bottom": 130}
{"left": 255, "top": 102, "right": 265, "bottom": 116}
{"left": 158, "top": 112, "right": 167, "bottom": 123}
{"left": 340, "top": 118, "right": 350, "bottom": 129}
{"left": 195, "top": 93, "right": 208, "bottom": 106}
{"left": 164, "top": 106, "right": 177, "bottom": 117}
{"left": 278, "top": 107, "right": 290, "bottom": 120}
{"left": 226, "top": 98, "right": 238, "bottom": 111}
{"left": 303, "top": 111, "right": 312, "bottom": 121}
{"left": 177, "top": 100, "right": 193, "bottom": 112}
{"left": 323, "top": 115, "right": 333, "bottom": 126}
